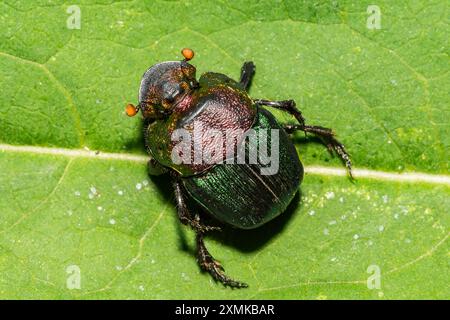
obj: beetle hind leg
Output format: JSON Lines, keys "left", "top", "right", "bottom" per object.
{"left": 174, "top": 180, "right": 221, "bottom": 233}
{"left": 239, "top": 61, "right": 255, "bottom": 91}
{"left": 254, "top": 99, "right": 352, "bottom": 177}
{"left": 196, "top": 231, "right": 248, "bottom": 288}
{"left": 173, "top": 179, "right": 246, "bottom": 288}
{"left": 284, "top": 124, "right": 353, "bottom": 177}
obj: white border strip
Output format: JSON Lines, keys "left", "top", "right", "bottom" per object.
{"left": 0, "top": 144, "right": 449, "bottom": 185}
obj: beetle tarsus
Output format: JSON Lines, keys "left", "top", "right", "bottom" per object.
{"left": 196, "top": 232, "right": 248, "bottom": 288}
{"left": 239, "top": 61, "right": 256, "bottom": 91}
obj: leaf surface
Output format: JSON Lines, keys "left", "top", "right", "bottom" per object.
{"left": 0, "top": 0, "right": 448, "bottom": 299}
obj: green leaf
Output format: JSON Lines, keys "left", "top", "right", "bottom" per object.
{"left": 0, "top": 0, "right": 448, "bottom": 299}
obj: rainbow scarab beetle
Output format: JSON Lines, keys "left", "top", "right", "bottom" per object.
{"left": 126, "top": 48, "right": 352, "bottom": 288}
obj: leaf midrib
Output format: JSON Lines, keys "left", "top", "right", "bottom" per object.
{"left": 1, "top": 143, "right": 449, "bottom": 186}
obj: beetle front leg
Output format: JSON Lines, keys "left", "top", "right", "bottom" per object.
{"left": 239, "top": 61, "right": 255, "bottom": 91}
{"left": 196, "top": 231, "right": 248, "bottom": 288}
{"left": 173, "top": 179, "right": 220, "bottom": 233}
{"left": 254, "top": 99, "right": 352, "bottom": 177}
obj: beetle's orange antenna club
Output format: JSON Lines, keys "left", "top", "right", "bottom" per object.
{"left": 125, "top": 103, "right": 139, "bottom": 117}
{"left": 181, "top": 48, "right": 194, "bottom": 61}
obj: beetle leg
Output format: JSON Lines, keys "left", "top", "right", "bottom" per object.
{"left": 196, "top": 231, "right": 248, "bottom": 288}
{"left": 254, "top": 99, "right": 306, "bottom": 127}
{"left": 254, "top": 99, "right": 352, "bottom": 177}
{"left": 173, "top": 180, "right": 245, "bottom": 287}
{"left": 284, "top": 124, "right": 353, "bottom": 178}
{"left": 239, "top": 61, "right": 256, "bottom": 91}
{"left": 173, "top": 180, "right": 221, "bottom": 233}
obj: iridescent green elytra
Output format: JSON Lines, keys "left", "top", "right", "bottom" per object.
{"left": 183, "top": 107, "right": 302, "bottom": 229}
{"left": 126, "top": 49, "right": 352, "bottom": 288}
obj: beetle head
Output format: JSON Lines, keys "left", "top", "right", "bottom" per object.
{"left": 126, "top": 49, "right": 198, "bottom": 120}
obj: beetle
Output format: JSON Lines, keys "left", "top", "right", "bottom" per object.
{"left": 126, "top": 48, "right": 352, "bottom": 288}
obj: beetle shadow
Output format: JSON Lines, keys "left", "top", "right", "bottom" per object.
{"left": 290, "top": 135, "right": 327, "bottom": 152}
{"left": 123, "top": 121, "right": 145, "bottom": 153}
{"left": 211, "top": 135, "right": 336, "bottom": 252}
{"left": 206, "top": 191, "right": 301, "bottom": 253}
{"left": 144, "top": 135, "right": 329, "bottom": 255}
{"left": 147, "top": 173, "right": 303, "bottom": 255}
{"left": 289, "top": 134, "right": 343, "bottom": 167}
{"left": 147, "top": 173, "right": 193, "bottom": 254}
